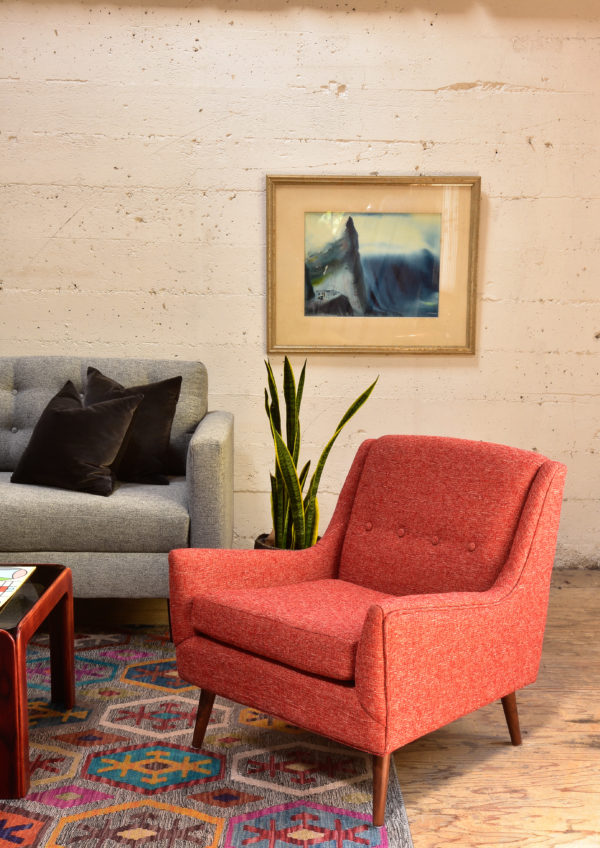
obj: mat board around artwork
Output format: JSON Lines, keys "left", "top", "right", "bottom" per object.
{"left": 0, "top": 629, "right": 414, "bottom": 848}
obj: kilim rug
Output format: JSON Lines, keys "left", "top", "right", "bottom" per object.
{"left": 0, "top": 628, "right": 414, "bottom": 848}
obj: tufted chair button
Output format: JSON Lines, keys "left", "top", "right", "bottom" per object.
{"left": 397, "top": 528, "right": 405, "bottom": 538}
{"left": 431, "top": 535, "right": 439, "bottom": 546}
{"left": 365, "top": 522, "right": 373, "bottom": 532}
{"left": 12, "top": 389, "right": 17, "bottom": 396}
{"left": 11, "top": 426, "right": 18, "bottom": 433}
{"left": 468, "top": 542, "right": 476, "bottom": 551}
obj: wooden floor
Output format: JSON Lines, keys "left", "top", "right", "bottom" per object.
{"left": 77, "top": 569, "right": 600, "bottom": 846}
{"left": 393, "top": 568, "right": 600, "bottom": 847}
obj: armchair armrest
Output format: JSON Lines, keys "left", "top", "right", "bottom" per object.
{"left": 355, "top": 581, "right": 540, "bottom": 749}
{"left": 355, "top": 456, "right": 566, "bottom": 748}
{"left": 169, "top": 541, "right": 338, "bottom": 645}
{"left": 186, "top": 410, "right": 234, "bottom": 549}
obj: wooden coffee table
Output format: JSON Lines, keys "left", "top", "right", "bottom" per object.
{"left": 0, "top": 564, "right": 74, "bottom": 798}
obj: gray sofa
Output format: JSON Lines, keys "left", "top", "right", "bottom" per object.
{"left": 0, "top": 357, "right": 233, "bottom": 598}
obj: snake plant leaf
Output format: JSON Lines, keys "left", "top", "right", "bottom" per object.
{"left": 283, "top": 356, "right": 298, "bottom": 454}
{"left": 268, "top": 405, "right": 289, "bottom": 547}
{"left": 296, "top": 360, "right": 306, "bottom": 411}
{"left": 305, "top": 377, "right": 379, "bottom": 512}
{"left": 269, "top": 473, "right": 283, "bottom": 546}
{"left": 298, "top": 460, "right": 311, "bottom": 491}
{"left": 264, "top": 359, "right": 377, "bottom": 549}
{"left": 265, "top": 360, "right": 281, "bottom": 435}
{"left": 271, "top": 425, "right": 305, "bottom": 545}
{"left": 292, "top": 418, "right": 301, "bottom": 467}
{"left": 280, "top": 496, "right": 290, "bottom": 549}
{"left": 334, "top": 376, "right": 379, "bottom": 434}
{"left": 304, "top": 495, "right": 320, "bottom": 548}
{"left": 292, "top": 362, "right": 307, "bottom": 466}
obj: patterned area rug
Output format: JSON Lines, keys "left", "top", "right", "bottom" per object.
{"left": 0, "top": 629, "right": 413, "bottom": 847}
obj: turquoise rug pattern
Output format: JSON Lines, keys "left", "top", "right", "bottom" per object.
{"left": 0, "top": 629, "right": 413, "bottom": 847}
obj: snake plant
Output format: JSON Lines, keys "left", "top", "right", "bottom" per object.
{"left": 265, "top": 357, "right": 377, "bottom": 549}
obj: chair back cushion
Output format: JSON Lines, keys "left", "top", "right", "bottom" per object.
{"left": 338, "top": 435, "right": 547, "bottom": 595}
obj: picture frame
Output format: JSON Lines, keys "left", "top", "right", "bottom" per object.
{"left": 266, "top": 175, "right": 480, "bottom": 354}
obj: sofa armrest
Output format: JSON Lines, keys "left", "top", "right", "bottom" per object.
{"left": 186, "top": 410, "right": 234, "bottom": 550}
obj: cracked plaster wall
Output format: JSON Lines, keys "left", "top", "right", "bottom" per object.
{"left": 0, "top": 0, "right": 598, "bottom": 566}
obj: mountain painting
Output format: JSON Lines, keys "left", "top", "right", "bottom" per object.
{"left": 304, "top": 212, "right": 442, "bottom": 318}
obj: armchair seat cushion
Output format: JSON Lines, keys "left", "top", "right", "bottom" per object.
{"left": 191, "top": 578, "right": 391, "bottom": 681}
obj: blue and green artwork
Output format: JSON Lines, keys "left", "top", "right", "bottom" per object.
{"left": 304, "top": 212, "right": 441, "bottom": 318}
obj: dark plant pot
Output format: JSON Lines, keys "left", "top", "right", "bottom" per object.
{"left": 254, "top": 533, "right": 276, "bottom": 550}
{"left": 254, "top": 533, "right": 321, "bottom": 550}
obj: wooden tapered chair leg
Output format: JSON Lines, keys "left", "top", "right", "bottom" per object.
{"left": 192, "top": 689, "right": 216, "bottom": 748}
{"left": 372, "top": 753, "right": 391, "bottom": 827}
{"left": 501, "top": 691, "right": 523, "bottom": 746}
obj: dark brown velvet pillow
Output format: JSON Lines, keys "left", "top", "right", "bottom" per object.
{"left": 84, "top": 367, "right": 182, "bottom": 485}
{"left": 11, "top": 381, "right": 142, "bottom": 496}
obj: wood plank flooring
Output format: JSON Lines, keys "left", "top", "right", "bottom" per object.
{"left": 394, "top": 569, "right": 600, "bottom": 847}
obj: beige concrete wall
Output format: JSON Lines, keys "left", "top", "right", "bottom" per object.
{"left": 1, "top": 0, "right": 598, "bottom": 565}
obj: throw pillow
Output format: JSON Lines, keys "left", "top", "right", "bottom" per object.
{"left": 84, "top": 367, "right": 182, "bottom": 485}
{"left": 11, "top": 381, "right": 142, "bottom": 496}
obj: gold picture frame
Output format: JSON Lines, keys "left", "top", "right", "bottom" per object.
{"left": 267, "top": 175, "right": 480, "bottom": 354}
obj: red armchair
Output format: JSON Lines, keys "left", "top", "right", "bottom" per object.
{"left": 169, "top": 436, "right": 566, "bottom": 826}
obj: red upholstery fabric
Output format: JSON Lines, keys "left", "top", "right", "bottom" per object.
{"left": 191, "top": 579, "right": 392, "bottom": 680}
{"left": 176, "top": 635, "right": 387, "bottom": 754}
{"left": 169, "top": 435, "right": 567, "bottom": 758}
{"left": 168, "top": 440, "right": 373, "bottom": 647}
{"left": 354, "top": 459, "right": 567, "bottom": 748}
{"left": 339, "top": 435, "right": 546, "bottom": 596}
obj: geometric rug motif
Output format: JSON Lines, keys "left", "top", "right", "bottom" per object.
{"left": 83, "top": 743, "right": 226, "bottom": 794}
{"left": 53, "top": 728, "right": 129, "bottom": 748}
{"left": 27, "top": 654, "right": 119, "bottom": 691}
{"left": 0, "top": 806, "right": 52, "bottom": 846}
{"left": 99, "top": 696, "right": 231, "bottom": 740}
{"left": 29, "top": 744, "right": 82, "bottom": 787}
{"left": 189, "top": 788, "right": 263, "bottom": 808}
{"left": 79, "top": 685, "right": 128, "bottom": 700}
{"left": 204, "top": 730, "right": 256, "bottom": 750}
{"left": 99, "top": 695, "right": 200, "bottom": 739}
{"left": 0, "top": 629, "right": 413, "bottom": 848}
{"left": 28, "top": 701, "right": 91, "bottom": 729}
{"left": 238, "top": 707, "right": 303, "bottom": 734}
{"left": 31, "top": 632, "right": 131, "bottom": 651}
{"left": 225, "top": 801, "right": 388, "bottom": 847}
{"left": 97, "top": 645, "right": 154, "bottom": 663}
{"left": 120, "top": 659, "right": 196, "bottom": 692}
{"left": 231, "top": 741, "right": 371, "bottom": 796}
{"left": 27, "top": 785, "right": 115, "bottom": 809}
{"left": 44, "top": 800, "right": 225, "bottom": 848}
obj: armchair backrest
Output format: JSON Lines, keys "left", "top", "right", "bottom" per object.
{"left": 0, "top": 356, "right": 207, "bottom": 473}
{"left": 338, "top": 435, "right": 553, "bottom": 596}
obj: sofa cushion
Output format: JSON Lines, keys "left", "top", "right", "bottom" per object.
{"left": 191, "top": 579, "right": 391, "bottom": 680}
{"left": 10, "top": 381, "right": 142, "bottom": 496}
{"left": 0, "top": 357, "right": 207, "bottom": 473}
{"left": 85, "top": 367, "right": 182, "bottom": 485}
{"left": 1, "top": 473, "right": 190, "bottom": 552}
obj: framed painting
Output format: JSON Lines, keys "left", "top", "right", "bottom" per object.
{"left": 266, "top": 175, "right": 480, "bottom": 354}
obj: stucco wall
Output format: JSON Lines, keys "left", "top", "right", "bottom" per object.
{"left": 1, "top": 0, "right": 598, "bottom": 565}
